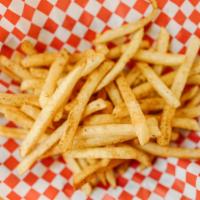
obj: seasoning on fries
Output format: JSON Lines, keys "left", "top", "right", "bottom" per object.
{"left": 0, "top": 0, "right": 200, "bottom": 195}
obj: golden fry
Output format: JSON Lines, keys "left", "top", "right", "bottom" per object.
{"left": 116, "top": 75, "right": 149, "bottom": 144}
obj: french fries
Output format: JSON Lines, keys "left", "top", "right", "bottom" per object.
{"left": 39, "top": 49, "right": 69, "bottom": 107}
{"left": 65, "top": 157, "right": 92, "bottom": 195}
{"left": 21, "top": 66, "right": 83, "bottom": 157}
{"left": 116, "top": 75, "right": 150, "bottom": 144}
{"left": 97, "top": 29, "right": 144, "bottom": 91}
{"left": 137, "top": 142, "right": 200, "bottom": 159}
{"left": 138, "top": 63, "right": 180, "bottom": 108}
{"left": 66, "top": 145, "right": 150, "bottom": 166}
{"left": 0, "top": 4, "right": 200, "bottom": 195}
{"left": 158, "top": 37, "right": 200, "bottom": 145}
{"left": 0, "top": 55, "right": 33, "bottom": 80}
{"left": 0, "top": 106, "right": 33, "bottom": 129}
{"left": 59, "top": 61, "right": 113, "bottom": 152}
{"left": 94, "top": 8, "right": 157, "bottom": 43}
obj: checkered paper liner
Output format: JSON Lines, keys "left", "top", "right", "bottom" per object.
{"left": 0, "top": 0, "right": 200, "bottom": 199}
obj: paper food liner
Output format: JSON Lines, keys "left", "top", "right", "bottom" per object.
{"left": 0, "top": 0, "right": 200, "bottom": 199}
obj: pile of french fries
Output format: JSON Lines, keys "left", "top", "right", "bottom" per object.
{"left": 0, "top": 1, "right": 200, "bottom": 194}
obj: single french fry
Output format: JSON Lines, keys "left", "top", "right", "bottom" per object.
{"left": 172, "top": 118, "right": 200, "bottom": 131}
{"left": 64, "top": 157, "right": 92, "bottom": 195}
{"left": 138, "top": 62, "right": 180, "bottom": 108}
{"left": 158, "top": 37, "right": 200, "bottom": 145}
{"left": 20, "top": 66, "right": 83, "bottom": 157}
{"left": 105, "top": 169, "right": 116, "bottom": 188}
{"left": 30, "top": 68, "right": 48, "bottom": 79}
{"left": 0, "top": 93, "right": 39, "bottom": 107}
{"left": 137, "top": 142, "right": 200, "bottom": 159}
{"left": 20, "top": 78, "right": 44, "bottom": 91}
{"left": 20, "top": 40, "right": 37, "bottom": 55}
{"left": 187, "top": 74, "right": 200, "bottom": 85}
{"left": 96, "top": 29, "right": 144, "bottom": 91}
{"left": 0, "top": 55, "right": 33, "bottom": 80}
{"left": 21, "top": 52, "right": 58, "bottom": 68}
{"left": 181, "top": 86, "right": 199, "bottom": 104}
{"left": 1, "top": 106, "right": 33, "bottom": 129}
{"left": 105, "top": 82, "right": 123, "bottom": 106}
{"left": 20, "top": 104, "right": 40, "bottom": 120}
{"left": 133, "top": 50, "right": 184, "bottom": 67}
{"left": 59, "top": 61, "right": 113, "bottom": 152}
{"left": 77, "top": 124, "right": 136, "bottom": 139}
{"left": 0, "top": 125, "right": 27, "bottom": 140}
{"left": 39, "top": 49, "right": 69, "bottom": 107}
{"left": 94, "top": 9, "right": 156, "bottom": 43}
{"left": 175, "top": 106, "right": 200, "bottom": 118}
{"left": 18, "top": 121, "right": 68, "bottom": 174}
{"left": 83, "top": 99, "right": 110, "bottom": 118}
{"left": 66, "top": 145, "right": 151, "bottom": 167}
{"left": 75, "top": 134, "right": 135, "bottom": 148}
{"left": 153, "top": 28, "right": 169, "bottom": 74}
{"left": 116, "top": 75, "right": 150, "bottom": 145}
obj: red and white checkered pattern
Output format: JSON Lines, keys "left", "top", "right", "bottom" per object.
{"left": 0, "top": 0, "right": 200, "bottom": 199}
